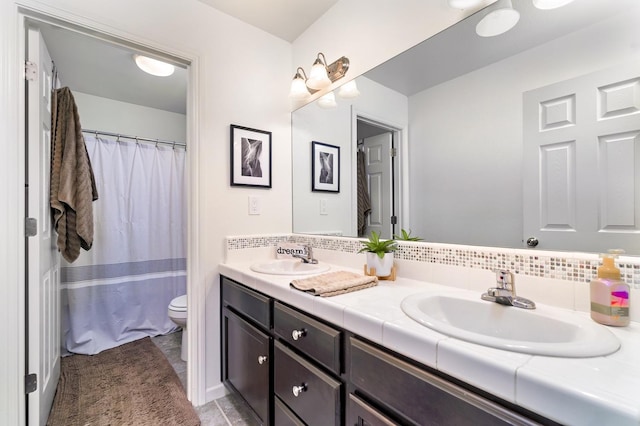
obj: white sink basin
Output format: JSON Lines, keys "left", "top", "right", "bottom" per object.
{"left": 401, "top": 291, "right": 620, "bottom": 357}
{"left": 250, "top": 259, "right": 330, "bottom": 276}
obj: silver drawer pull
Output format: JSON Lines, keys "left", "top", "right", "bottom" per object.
{"left": 292, "top": 383, "right": 307, "bottom": 397}
{"left": 291, "top": 329, "right": 306, "bottom": 340}
{"left": 257, "top": 355, "right": 268, "bottom": 365}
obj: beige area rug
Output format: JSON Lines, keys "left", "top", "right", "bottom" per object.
{"left": 47, "top": 337, "right": 200, "bottom": 426}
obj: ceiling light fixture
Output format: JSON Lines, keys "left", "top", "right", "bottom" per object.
{"left": 447, "top": 0, "right": 484, "bottom": 9}
{"left": 133, "top": 54, "right": 175, "bottom": 77}
{"left": 532, "top": 0, "right": 576, "bottom": 9}
{"left": 475, "top": 0, "right": 520, "bottom": 37}
{"left": 289, "top": 52, "right": 350, "bottom": 100}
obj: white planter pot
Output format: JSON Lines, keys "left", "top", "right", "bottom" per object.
{"left": 366, "top": 252, "right": 394, "bottom": 277}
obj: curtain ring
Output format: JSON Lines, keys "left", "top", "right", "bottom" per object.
{"left": 116, "top": 135, "right": 121, "bottom": 143}
{"left": 172, "top": 141, "right": 176, "bottom": 150}
{"left": 155, "top": 139, "right": 159, "bottom": 148}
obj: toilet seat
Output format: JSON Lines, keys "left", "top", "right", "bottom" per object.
{"left": 169, "top": 295, "right": 187, "bottom": 312}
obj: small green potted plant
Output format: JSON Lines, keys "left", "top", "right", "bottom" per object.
{"left": 359, "top": 231, "right": 397, "bottom": 277}
{"left": 393, "top": 229, "right": 423, "bottom": 242}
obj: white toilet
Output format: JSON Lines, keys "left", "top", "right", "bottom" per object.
{"left": 168, "top": 294, "right": 188, "bottom": 361}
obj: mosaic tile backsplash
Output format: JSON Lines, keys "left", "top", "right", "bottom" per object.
{"left": 226, "top": 234, "right": 640, "bottom": 289}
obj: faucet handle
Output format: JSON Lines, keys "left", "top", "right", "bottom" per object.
{"left": 493, "top": 269, "right": 514, "bottom": 293}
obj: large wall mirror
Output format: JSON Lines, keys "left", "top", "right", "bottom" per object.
{"left": 292, "top": 0, "right": 640, "bottom": 255}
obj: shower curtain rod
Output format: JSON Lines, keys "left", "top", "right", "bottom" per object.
{"left": 82, "top": 128, "right": 186, "bottom": 149}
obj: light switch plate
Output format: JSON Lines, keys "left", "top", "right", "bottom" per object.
{"left": 249, "top": 196, "right": 261, "bottom": 215}
{"left": 320, "top": 199, "right": 328, "bottom": 215}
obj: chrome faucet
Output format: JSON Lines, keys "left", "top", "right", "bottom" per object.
{"left": 292, "top": 245, "right": 318, "bottom": 264}
{"left": 481, "top": 269, "right": 535, "bottom": 309}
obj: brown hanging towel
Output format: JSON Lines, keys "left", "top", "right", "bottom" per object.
{"left": 50, "top": 87, "right": 99, "bottom": 263}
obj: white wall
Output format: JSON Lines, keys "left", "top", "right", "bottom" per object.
{"left": 73, "top": 92, "right": 187, "bottom": 143}
{"left": 408, "top": 9, "right": 640, "bottom": 248}
{"left": 1, "top": 0, "right": 292, "bottom": 415}
{"left": 292, "top": 77, "right": 408, "bottom": 236}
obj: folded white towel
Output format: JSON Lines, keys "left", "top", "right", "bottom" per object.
{"left": 291, "top": 271, "right": 378, "bottom": 297}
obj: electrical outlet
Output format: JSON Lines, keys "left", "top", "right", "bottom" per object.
{"left": 249, "top": 196, "right": 261, "bottom": 215}
{"left": 320, "top": 199, "right": 328, "bottom": 215}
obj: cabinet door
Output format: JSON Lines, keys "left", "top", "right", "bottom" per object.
{"left": 223, "top": 308, "right": 271, "bottom": 425}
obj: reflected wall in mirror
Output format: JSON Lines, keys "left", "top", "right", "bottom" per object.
{"left": 292, "top": 0, "right": 640, "bottom": 254}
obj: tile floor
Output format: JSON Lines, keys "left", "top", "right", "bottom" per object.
{"left": 152, "top": 331, "right": 255, "bottom": 426}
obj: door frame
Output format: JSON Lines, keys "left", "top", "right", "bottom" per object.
{"left": 351, "top": 109, "right": 406, "bottom": 237}
{"left": 4, "top": 4, "right": 204, "bottom": 423}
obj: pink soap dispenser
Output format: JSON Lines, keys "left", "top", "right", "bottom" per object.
{"left": 590, "top": 249, "right": 630, "bottom": 327}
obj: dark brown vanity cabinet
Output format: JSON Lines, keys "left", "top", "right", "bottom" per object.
{"left": 221, "top": 276, "right": 550, "bottom": 426}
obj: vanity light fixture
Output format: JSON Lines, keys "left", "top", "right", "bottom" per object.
{"left": 475, "top": 0, "right": 520, "bottom": 37}
{"left": 338, "top": 80, "right": 360, "bottom": 99}
{"left": 289, "top": 52, "right": 350, "bottom": 99}
{"left": 289, "top": 67, "right": 311, "bottom": 100}
{"left": 532, "top": 0, "right": 575, "bottom": 9}
{"left": 317, "top": 92, "right": 337, "bottom": 109}
{"left": 133, "top": 54, "right": 175, "bottom": 77}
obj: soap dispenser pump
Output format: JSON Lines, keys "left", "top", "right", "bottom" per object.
{"left": 590, "top": 249, "right": 630, "bottom": 326}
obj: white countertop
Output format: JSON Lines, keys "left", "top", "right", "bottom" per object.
{"left": 219, "top": 261, "right": 640, "bottom": 426}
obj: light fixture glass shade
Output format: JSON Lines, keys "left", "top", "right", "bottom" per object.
{"left": 532, "top": 0, "right": 575, "bottom": 9}
{"left": 133, "top": 54, "right": 174, "bottom": 77}
{"left": 338, "top": 80, "right": 360, "bottom": 99}
{"left": 475, "top": 0, "right": 520, "bottom": 37}
{"left": 289, "top": 75, "right": 310, "bottom": 100}
{"left": 447, "top": 0, "right": 483, "bottom": 9}
{"left": 307, "top": 61, "right": 332, "bottom": 90}
{"left": 317, "top": 92, "right": 337, "bottom": 109}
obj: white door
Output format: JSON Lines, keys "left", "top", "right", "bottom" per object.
{"left": 26, "top": 27, "right": 61, "bottom": 426}
{"left": 523, "top": 61, "right": 640, "bottom": 252}
{"left": 363, "top": 132, "right": 394, "bottom": 239}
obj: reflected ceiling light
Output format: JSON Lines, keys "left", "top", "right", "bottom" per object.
{"left": 317, "top": 92, "right": 337, "bottom": 109}
{"left": 133, "top": 54, "right": 174, "bottom": 77}
{"left": 532, "top": 0, "right": 575, "bottom": 9}
{"left": 475, "top": 0, "right": 520, "bottom": 37}
{"left": 447, "top": 0, "right": 484, "bottom": 9}
{"left": 289, "top": 52, "right": 350, "bottom": 99}
{"left": 338, "top": 80, "right": 360, "bottom": 99}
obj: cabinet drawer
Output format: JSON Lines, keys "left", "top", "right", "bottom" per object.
{"left": 274, "top": 301, "right": 341, "bottom": 373}
{"left": 349, "top": 337, "right": 538, "bottom": 426}
{"left": 274, "top": 396, "right": 305, "bottom": 426}
{"left": 222, "top": 276, "right": 271, "bottom": 329}
{"left": 274, "top": 341, "right": 342, "bottom": 426}
{"left": 348, "top": 394, "right": 398, "bottom": 426}
{"left": 222, "top": 308, "right": 271, "bottom": 424}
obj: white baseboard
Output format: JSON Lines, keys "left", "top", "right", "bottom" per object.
{"left": 203, "top": 383, "right": 229, "bottom": 404}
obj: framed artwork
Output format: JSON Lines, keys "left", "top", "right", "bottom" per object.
{"left": 312, "top": 141, "right": 340, "bottom": 193}
{"left": 230, "top": 124, "right": 272, "bottom": 188}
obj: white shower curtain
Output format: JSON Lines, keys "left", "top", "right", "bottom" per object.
{"left": 60, "top": 134, "right": 186, "bottom": 355}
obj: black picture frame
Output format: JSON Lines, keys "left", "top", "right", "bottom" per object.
{"left": 230, "top": 124, "right": 272, "bottom": 188}
{"left": 312, "top": 141, "right": 340, "bottom": 193}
